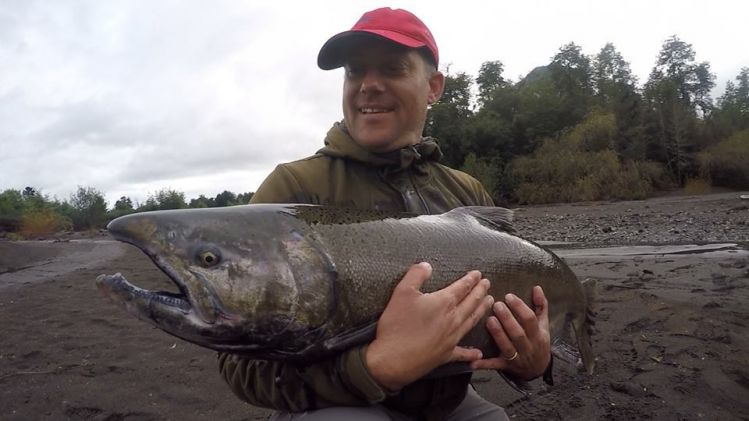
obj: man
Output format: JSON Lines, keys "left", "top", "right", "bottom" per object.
{"left": 219, "top": 8, "right": 552, "bottom": 421}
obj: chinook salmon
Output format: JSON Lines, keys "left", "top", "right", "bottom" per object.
{"left": 96, "top": 204, "right": 595, "bottom": 374}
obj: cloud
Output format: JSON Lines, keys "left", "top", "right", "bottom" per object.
{"left": 1, "top": 0, "right": 746, "bottom": 207}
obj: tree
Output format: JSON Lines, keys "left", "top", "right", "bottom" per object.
{"left": 22, "top": 187, "right": 37, "bottom": 199}
{"left": 189, "top": 194, "right": 214, "bottom": 208}
{"left": 0, "top": 189, "right": 26, "bottom": 218}
{"left": 214, "top": 190, "right": 238, "bottom": 207}
{"left": 643, "top": 36, "right": 715, "bottom": 184}
{"left": 592, "top": 43, "right": 637, "bottom": 107}
{"left": 139, "top": 188, "right": 187, "bottom": 211}
{"left": 714, "top": 67, "right": 749, "bottom": 134}
{"left": 648, "top": 36, "right": 715, "bottom": 115}
{"left": 236, "top": 192, "right": 254, "bottom": 204}
{"left": 0, "top": 189, "right": 26, "bottom": 232}
{"left": 476, "top": 60, "right": 508, "bottom": 107}
{"left": 460, "top": 153, "right": 501, "bottom": 200}
{"left": 513, "top": 66, "right": 567, "bottom": 152}
{"left": 425, "top": 70, "right": 474, "bottom": 167}
{"left": 68, "top": 186, "right": 108, "bottom": 230}
{"left": 114, "top": 196, "right": 134, "bottom": 212}
{"left": 549, "top": 42, "right": 594, "bottom": 128}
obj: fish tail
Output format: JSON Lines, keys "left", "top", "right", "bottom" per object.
{"left": 576, "top": 278, "right": 596, "bottom": 374}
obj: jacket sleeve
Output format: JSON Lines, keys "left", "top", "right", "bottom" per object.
{"left": 217, "top": 347, "right": 389, "bottom": 410}
{"left": 217, "top": 165, "right": 389, "bottom": 410}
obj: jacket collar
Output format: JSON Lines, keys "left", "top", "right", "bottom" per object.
{"left": 317, "top": 122, "right": 443, "bottom": 172}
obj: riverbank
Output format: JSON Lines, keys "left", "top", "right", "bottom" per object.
{"left": 1, "top": 192, "right": 747, "bottom": 420}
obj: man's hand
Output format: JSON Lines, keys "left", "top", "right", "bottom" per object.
{"left": 364, "top": 262, "right": 495, "bottom": 391}
{"left": 470, "top": 285, "right": 551, "bottom": 380}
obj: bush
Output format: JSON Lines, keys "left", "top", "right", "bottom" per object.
{"left": 684, "top": 178, "right": 712, "bottom": 195}
{"left": 509, "top": 135, "right": 667, "bottom": 204}
{"left": 460, "top": 153, "right": 501, "bottom": 199}
{"left": 698, "top": 129, "right": 749, "bottom": 189}
{"left": 20, "top": 209, "right": 72, "bottom": 238}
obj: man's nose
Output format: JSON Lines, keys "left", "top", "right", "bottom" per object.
{"left": 360, "top": 69, "right": 384, "bottom": 93}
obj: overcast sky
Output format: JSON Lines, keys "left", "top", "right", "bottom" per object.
{"left": 2, "top": 0, "right": 747, "bottom": 206}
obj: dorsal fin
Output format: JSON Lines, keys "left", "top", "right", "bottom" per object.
{"left": 448, "top": 206, "right": 515, "bottom": 233}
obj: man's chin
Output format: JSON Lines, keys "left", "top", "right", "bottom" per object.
{"left": 350, "top": 132, "right": 400, "bottom": 153}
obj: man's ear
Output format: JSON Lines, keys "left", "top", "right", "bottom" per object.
{"left": 427, "top": 71, "right": 445, "bottom": 105}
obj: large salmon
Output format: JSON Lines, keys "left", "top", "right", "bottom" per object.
{"left": 96, "top": 204, "right": 594, "bottom": 374}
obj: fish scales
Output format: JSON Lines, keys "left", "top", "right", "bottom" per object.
{"left": 96, "top": 204, "right": 595, "bottom": 374}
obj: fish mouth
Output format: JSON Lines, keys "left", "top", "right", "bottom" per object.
{"left": 95, "top": 239, "right": 222, "bottom": 330}
{"left": 96, "top": 272, "right": 192, "bottom": 314}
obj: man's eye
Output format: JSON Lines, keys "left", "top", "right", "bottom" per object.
{"left": 345, "top": 66, "right": 364, "bottom": 77}
{"left": 385, "top": 64, "right": 406, "bottom": 75}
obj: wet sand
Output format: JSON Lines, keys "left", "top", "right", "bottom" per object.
{"left": 1, "top": 192, "right": 748, "bottom": 420}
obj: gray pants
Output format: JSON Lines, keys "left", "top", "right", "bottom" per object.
{"left": 268, "top": 387, "right": 509, "bottom": 421}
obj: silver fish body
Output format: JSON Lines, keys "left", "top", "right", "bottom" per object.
{"left": 96, "top": 204, "right": 594, "bottom": 373}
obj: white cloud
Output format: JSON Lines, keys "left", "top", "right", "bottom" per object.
{"left": 1, "top": 0, "right": 747, "bottom": 207}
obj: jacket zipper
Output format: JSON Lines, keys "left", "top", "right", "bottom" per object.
{"left": 409, "top": 171, "right": 430, "bottom": 214}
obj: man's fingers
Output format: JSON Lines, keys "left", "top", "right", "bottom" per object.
{"left": 396, "top": 262, "right": 433, "bottom": 293}
{"left": 449, "top": 346, "right": 483, "bottom": 363}
{"left": 532, "top": 285, "right": 550, "bottom": 331}
{"left": 470, "top": 357, "right": 504, "bottom": 371}
{"left": 455, "top": 280, "right": 494, "bottom": 334}
{"left": 438, "top": 270, "right": 482, "bottom": 304}
{"left": 504, "top": 293, "right": 540, "bottom": 341}
{"left": 486, "top": 314, "right": 516, "bottom": 358}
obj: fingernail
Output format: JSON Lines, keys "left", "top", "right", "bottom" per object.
{"left": 495, "top": 301, "right": 507, "bottom": 313}
{"left": 505, "top": 293, "right": 517, "bottom": 303}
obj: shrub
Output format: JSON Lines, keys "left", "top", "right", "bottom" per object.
{"left": 509, "top": 135, "right": 667, "bottom": 204}
{"left": 20, "top": 209, "right": 72, "bottom": 238}
{"left": 698, "top": 129, "right": 749, "bottom": 189}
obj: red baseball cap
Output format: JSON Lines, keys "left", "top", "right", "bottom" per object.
{"left": 317, "top": 7, "right": 439, "bottom": 70}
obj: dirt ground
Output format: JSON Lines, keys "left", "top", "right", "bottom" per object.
{"left": 1, "top": 192, "right": 747, "bottom": 420}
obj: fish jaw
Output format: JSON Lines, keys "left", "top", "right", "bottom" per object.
{"left": 96, "top": 272, "right": 200, "bottom": 332}
{"left": 104, "top": 212, "right": 221, "bottom": 326}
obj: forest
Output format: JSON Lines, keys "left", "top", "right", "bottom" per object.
{"left": 2, "top": 36, "right": 748, "bottom": 237}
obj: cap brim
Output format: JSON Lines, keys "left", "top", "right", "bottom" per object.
{"left": 317, "top": 30, "right": 426, "bottom": 70}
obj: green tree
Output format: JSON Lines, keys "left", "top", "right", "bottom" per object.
{"left": 189, "top": 194, "right": 214, "bottom": 208}
{"left": 714, "top": 67, "right": 749, "bottom": 134}
{"left": 139, "top": 188, "right": 187, "bottom": 211}
{"left": 592, "top": 43, "right": 637, "bottom": 108}
{"left": 425, "top": 70, "right": 474, "bottom": 167}
{"left": 647, "top": 36, "right": 715, "bottom": 115}
{"left": 214, "top": 190, "right": 238, "bottom": 207}
{"left": 513, "top": 66, "right": 567, "bottom": 152}
{"left": 0, "top": 189, "right": 26, "bottom": 233}
{"left": 114, "top": 196, "right": 134, "bottom": 212}
{"left": 476, "top": 60, "right": 508, "bottom": 107}
{"left": 460, "top": 153, "right": 501, "bottom": 200}
{"left": 0, "top": 189, "right": 26, "bottom": 218}
{"left": 68, "top": 186, "right": 108, "bottom": 230}
{"left": 236, "top": 192, "right": 254, "bottom": 204}
{"left": 549, "top": 42, "right": 594, "bottom": 128}
{"left": 698, "top": 129, "right": 749, "bottom": 188}
{"left": 643, "top": 36, "right": 715, "bottom": 184}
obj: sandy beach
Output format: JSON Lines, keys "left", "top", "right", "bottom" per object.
{"left": 1, "top": 192, "right": 747, "bottom": 420}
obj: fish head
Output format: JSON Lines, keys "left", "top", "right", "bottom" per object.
{"left": 96, "top": 205, "right": 336, "bottom": 355}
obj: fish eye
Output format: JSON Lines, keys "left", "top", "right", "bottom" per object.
{"left": 197, "top": 250, "right": 221, "bottom": 267}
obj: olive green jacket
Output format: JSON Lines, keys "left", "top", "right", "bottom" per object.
{"left": 218, "top": 122, "right": 494, "bottom": 420}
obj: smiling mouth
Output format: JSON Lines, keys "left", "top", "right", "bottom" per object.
{"left": 360, "top": 108, "right": 392, "bottom": 114}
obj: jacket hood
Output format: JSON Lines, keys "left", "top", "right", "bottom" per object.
{"left": 317, "top": 122, "right": 443, "bottom": 172}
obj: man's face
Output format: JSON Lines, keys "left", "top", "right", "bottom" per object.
{"left": 342, "top": 39, "right": 444, "bottom": 153}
